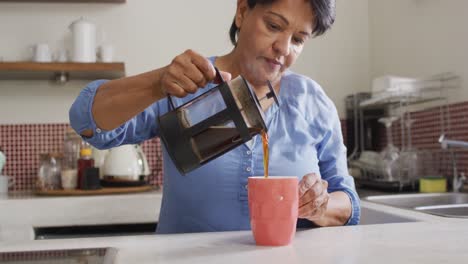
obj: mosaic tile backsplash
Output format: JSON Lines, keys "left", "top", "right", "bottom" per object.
{"left": 1, "top": 101, "right": 467, "bottom": 192}
{"left": 377, "top": 101, "right": 468, "bottom": 179}
{"left": 0, "top": 124, "right": 163, "bottom": 191}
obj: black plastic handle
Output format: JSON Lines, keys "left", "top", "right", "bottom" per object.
{"left": 166, "top": 67, "right": 224, "bottom": 111}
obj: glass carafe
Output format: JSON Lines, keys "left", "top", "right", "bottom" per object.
{"left": 158, "top": 68, "right": 278, "bottom": 174}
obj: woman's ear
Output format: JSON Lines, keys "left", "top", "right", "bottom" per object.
{"left": 235, "top": 0, "right": 249, "bottom": 28}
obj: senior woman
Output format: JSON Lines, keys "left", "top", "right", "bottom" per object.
{"left": 70, "top": 0, "right": 360, "bottom": 233}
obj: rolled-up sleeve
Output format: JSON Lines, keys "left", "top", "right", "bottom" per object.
{"left": 316, "top": 99, "right": 361, "bottom": 225}
{"left": 69, "top": 80, "right": 161, "bottom": 149}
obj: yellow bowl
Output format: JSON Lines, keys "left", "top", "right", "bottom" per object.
{"left": 419, "top": 177, "right": 447, "bottom": 193}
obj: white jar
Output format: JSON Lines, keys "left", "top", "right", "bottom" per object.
{"left": 69, "top": 17, "right": 96, "bottom": 63}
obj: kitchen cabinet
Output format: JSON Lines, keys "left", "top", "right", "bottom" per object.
{"left": 0, "top": 190, "right": 161, "bottom": 241}
{"left": 0, "top": 62, "right": 125, "bottom": 82}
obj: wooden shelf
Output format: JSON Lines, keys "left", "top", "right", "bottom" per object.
{"left": 0, "top": 62, "right": 126, "bottom": 81}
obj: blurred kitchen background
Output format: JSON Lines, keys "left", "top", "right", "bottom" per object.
{"left": 1, "top": 0, "right": 468, "bottom": 193}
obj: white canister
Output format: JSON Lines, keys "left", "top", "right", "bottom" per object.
{"left": 69, "top": 17, "right": 96, "bottom": 63}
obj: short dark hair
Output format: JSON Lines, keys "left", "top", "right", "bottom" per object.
{"left": 229, "top": 0, "right": 336, "bottom": 45}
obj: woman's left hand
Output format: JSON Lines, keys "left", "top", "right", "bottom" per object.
{"left": 298, "top": 173, "right": 329, "bottom": 222}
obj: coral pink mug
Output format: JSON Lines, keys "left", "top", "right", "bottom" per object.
{"left": 248, "top": 176, "right": 298, "bottom": 246}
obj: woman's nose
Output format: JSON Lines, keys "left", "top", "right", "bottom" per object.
{"left": 273, "top": 35, "right": 291, "bottom": 57}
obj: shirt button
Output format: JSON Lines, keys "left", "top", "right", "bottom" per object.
{"left": 244, "top": 184, "right": 248, "bottom": 190}
{"left": 246, "top": 150, "right": 252, "bottom": 155}
{"left": 246, "top": 167, "right": 251, "bottom": 172}
{"left": 96, "top": 128, "right": 102, "bottom": 133}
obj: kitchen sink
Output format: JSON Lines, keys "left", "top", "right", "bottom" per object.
{"left": 360, "top": 207, "right": 420, "bottom": 225}
{"left": 415, "top": 204, "right": 468, "bottom": 218}
{"left": 0, "top": 247, "right": 117, "bottom": 264}
{"left": 365, "top": 193, "right": 468, "bottom": 218}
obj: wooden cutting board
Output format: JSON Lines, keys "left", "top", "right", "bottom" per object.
{"left": 35, "top": 185, "right": 153, "bottom": 196}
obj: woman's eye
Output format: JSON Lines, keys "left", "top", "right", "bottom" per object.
{"left": 293, "top": 37, "right": 304, "bottom": 44}
{"left": 267, "top": 22, "right": 281, "bottom": 31}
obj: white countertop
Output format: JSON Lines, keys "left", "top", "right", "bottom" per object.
{"left": 2, "top": 190, "right": 468, "bottom": 263}
{"left": 1, "top": 213, "right": 467, "bottom": 264}
{"left": 0, "top": 189, "right": 163, "bottom": 241}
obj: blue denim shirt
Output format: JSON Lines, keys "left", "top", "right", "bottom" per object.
{"left": 69, "top": 60, "right": 360, "bottom": 233}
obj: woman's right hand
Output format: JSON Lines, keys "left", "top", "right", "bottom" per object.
{"left": 158, "top": 49, "right": 231, "bottom": 98}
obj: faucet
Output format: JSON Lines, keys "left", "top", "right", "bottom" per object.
{"left": 439, "top": 134, "right": 468, "bottom": 192}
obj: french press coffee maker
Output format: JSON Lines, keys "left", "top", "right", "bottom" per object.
{"left": 158, "top": 68, "right": 279, "bottom": 174}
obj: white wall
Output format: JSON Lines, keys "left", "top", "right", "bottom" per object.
{"left": 369, "top": 0, "right": 468, "bottom": 103}
{"left": 294, "top": 0, "right": 370, "bottom": 114}
{"left": 0, "top": 0, "right": 370, "bottom": 124}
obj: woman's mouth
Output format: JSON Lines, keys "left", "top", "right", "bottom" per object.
{"left": 264, "top": 58, "right": 282, "bottom": 70}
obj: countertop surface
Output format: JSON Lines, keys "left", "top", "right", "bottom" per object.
{"left": 1, "top": 213, "right": 468, "bottom": 264}
{"left": 2, "top": 188, "right": 468, "bottom": 263}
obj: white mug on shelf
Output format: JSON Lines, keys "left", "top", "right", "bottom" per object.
{"left": 0, "top": 175, "right": 14, "bottom": 194}
{"left": 31, "top": 43, "right": 52, "bottom": 62}
{"left": 98, "top": 45, "right": 114, "bottom": 63}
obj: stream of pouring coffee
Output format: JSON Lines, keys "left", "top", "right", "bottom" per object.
{"left": 261, "top": 130, "right": 269, "bottom": 178}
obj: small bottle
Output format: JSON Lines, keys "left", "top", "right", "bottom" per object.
{"left": 61, "top": 157, "right": 78, "bottom": 190}
{"left": 61, "top": 129, "right": 81, "bottom": 189}
{"left": 77, "top": 142, "right": 94, "bottom": 189}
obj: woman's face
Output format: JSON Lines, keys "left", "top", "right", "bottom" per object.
{"left": 235, "top": 0, "right": 314, "bottom": 86}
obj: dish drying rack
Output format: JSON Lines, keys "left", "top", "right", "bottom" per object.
{"left": 359, "top": 72, "right": 460, "bottom": 109}
{"left": 349, "top": 72, "right": 461, "bottom": 191}
{"left": 350, "top": 151, "right": 416, "bottom": 191}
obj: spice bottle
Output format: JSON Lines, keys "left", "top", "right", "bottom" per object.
{"left": 77, "top": 142, "right": 94, "bottom": 189}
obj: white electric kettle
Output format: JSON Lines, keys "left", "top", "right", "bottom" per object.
{"left": 102, "top": 145, "right": 150, "bottom": 181}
